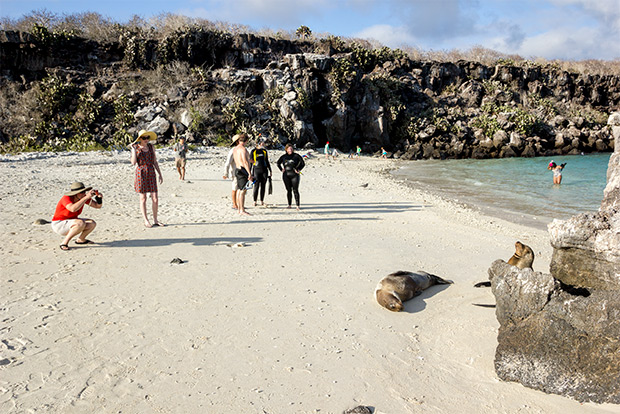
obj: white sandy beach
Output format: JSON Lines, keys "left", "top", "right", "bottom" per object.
{"left": 1, "top": 148, "right": 618, "bottom": 413}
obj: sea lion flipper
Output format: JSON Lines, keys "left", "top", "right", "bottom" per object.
{"left": 429, "top": 274, "right": 453, "bottom": 285}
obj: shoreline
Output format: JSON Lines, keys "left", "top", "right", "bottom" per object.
{"left": 388, "top": 153, "right": 611, "bottom": 232}
{"left": 2, "top": 149, "right": 617, "bottom": 413}
{"left": 393, "top": 171, "right": 554, "bottom": 231}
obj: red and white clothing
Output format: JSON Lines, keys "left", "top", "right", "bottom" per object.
{"left": 53, "top": 195, "right": 90, "bottom": 221}
{"left": 134, "top": 143, "right": 158, "bottom": 193}
{"left": 52, "top": 195, "right": 91, "bottom": 235}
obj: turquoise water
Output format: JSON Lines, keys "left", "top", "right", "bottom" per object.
{"left": 392, "top": 153, "right": 611, "bottom": 228}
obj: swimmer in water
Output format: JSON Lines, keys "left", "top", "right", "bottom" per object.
{"left": 548, "top": 160, "right": 566, "bottom": 184}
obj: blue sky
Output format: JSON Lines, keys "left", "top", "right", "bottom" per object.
{"left": 1, "top": 0, "right": 619, "bottom": 60}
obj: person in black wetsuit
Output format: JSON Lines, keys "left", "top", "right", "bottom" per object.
{"left": 250, "top": 139, "right": 272, "bottom": 206}
{"left": 276, "top": 143, "right": 305, "bottom": 210}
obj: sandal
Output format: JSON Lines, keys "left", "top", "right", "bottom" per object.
{"left": 75, "top": 239, "right": 94, "bottom": 245}
{"left": 60, "top": 244, "right": 70, "bottom": 251}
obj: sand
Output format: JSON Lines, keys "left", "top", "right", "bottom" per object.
{"left": 1, "top": 148, "right": 618, "bottom": 413}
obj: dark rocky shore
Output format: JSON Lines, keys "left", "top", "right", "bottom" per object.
{"left": 1, "top": 27, "right": 619, "bottom": 156}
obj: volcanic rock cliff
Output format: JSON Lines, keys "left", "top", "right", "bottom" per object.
{"left": 1, "top": 28, "right": 619, "bottom": 156}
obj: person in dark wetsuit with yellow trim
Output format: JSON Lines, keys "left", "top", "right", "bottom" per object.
{"left": 250, "top": 138, "right": 272, "bottom": 206}
{"left": 276, "top": 144, "right": 305, "bottom": 210}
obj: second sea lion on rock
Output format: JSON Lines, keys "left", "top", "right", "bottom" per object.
{"left": 507, "top": 241, "right": 534, "bottom": 269}
{"left": 474, "top": 241, "right": 535, "bottom": 288}
{"left": 375, "top": 270, "right": 453, "bottom": 312}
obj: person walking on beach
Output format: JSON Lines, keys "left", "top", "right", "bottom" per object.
{"left": 173, "top": 136, "right": 188, "bottom": 181}
{"left": 223, "top": 138, "right": 239, "bottom": 210}
{"left": 277, "top": 143, "right": 305, "bottom": 210}
{"left": 381, "top": 147, "right": 388, "bottom": 159}
{"left": 356, "top": 145, "right": 362, "bottom": 159}
{"left": 548, "top": 160, "right": 566, "bottom": 184}
{"left": 131, "top": 130, "right": 164, "bottom": 227}
{"left": 232, "top": 133, "right": 253, "bottom": 216}
{"left": 52, "top": 181, "right": 102, "bottom": 251}
{"left": 324, "top": 141, "right": 331, "bottom": 159}
{"left": 250, "top": 137, "right": 272, "bottom": 206}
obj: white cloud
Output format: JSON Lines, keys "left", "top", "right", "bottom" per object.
{"left": 517, "top": 26, "right": 620, "bottom": 60}
{"left": 355, "top": 24, "right": 418, "bottom": 49}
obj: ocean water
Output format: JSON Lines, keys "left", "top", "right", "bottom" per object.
{"left": 392, "top": 153, "right": 612, "bottom": 229}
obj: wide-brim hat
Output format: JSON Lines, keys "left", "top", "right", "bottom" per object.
{"left": 231, "top": 135, "right": 240, "bottom": 146}
{"left": 137, "top": 130, "right": 157, "bottom": 141}
{"left": 65, "top": 181, "right": 92, "bottom": 196}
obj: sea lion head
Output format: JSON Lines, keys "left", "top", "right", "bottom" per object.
{"left": 376, "top": 288, "right": 404, "bottom": 312}
{"left": 508, "top": 241, "right": 535, "bottom": 269}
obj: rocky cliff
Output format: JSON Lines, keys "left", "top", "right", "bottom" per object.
{"left": 488, "top": 112, "right": 620, "bottom": 404}
{"left": 1, "top": 28, "right": 619, "bottom": 156}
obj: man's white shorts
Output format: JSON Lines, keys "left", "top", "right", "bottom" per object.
{"left": 51, "top": 219, "right": 81, "bottom": 236}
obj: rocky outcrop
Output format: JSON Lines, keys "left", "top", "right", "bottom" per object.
{"left": 489, "top": 260, "right": 619, "bottom": 404}
{"left": 1, "top": 27, "right": 619, "bottom": 155}
{"left": 488, "top": 113, "right": 620, "bottom": 404}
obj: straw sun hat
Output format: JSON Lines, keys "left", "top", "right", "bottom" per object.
{"left": 137, "top": 130, "right": 157, "bottom": 141}
{"left": 64, "top": 181, "right": 92, "bottom": 196}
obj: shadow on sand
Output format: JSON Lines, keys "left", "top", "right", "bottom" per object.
{"left": 292, "top": 201, "right": 422, "bottom": 215}
{"left": 98, "top": 236, "right": 263, "bottom": 248}
{"left": 174, "top": 201, "right": 422, "bottom": 226}
{"left": 402, "top": 283, "right": 452, "bottom": 314}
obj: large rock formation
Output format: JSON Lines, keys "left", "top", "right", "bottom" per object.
{"left": 1, "top": 27, "right": 620, "bottom": 155}
{"left": 488, "top": 112, "right": 620, "bottom": 404}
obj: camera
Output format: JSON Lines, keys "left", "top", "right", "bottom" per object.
{"left": 92, "top": 189, "right": 103, "bottom": 205}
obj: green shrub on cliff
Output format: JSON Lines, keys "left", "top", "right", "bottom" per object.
{"left": 223, "top": 96, "right": 248, "bottom": 131}
{"left": 350, "top": 43, "right": 407, "bottom": 72}
{"left": 112, "top": 94, "right": 134, "bottom": 148}
{"left": 528, "top": 93, "right": 557, "bottom": 117}
{"left": 120, "top": 27, "right": 148, "bottom": 69}
{"left": 471, "top": 114, "right": 501, "bottom": 138}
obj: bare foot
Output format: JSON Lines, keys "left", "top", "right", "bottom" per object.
{"left": 144, "top": 221, "right": 152, "bottom": 228}
{"left": 153, "top": 222, "right": 165, "bottom": 227}
{"left": 286, "top": 205, "right": 292, "bottom": 209}
{"left": 253, "top": 202, "right": 257, "bottom": 206}
{"left": 239, "top": 211, "right": 251, "bottom": 216}
{"left": 296, "top": 206, "right": 301, "bottom": 211}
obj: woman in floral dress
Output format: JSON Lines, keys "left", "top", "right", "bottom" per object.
{"left": 131, "top": 130, "right": 164, "bottom": 227}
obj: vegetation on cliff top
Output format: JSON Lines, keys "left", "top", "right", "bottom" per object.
{"left": 0, "top": 10, "right": 618, "bottom": 156}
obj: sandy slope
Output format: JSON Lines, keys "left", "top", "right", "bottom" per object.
{"left": 1, "top": 148, "right": 618, "bottom": 413}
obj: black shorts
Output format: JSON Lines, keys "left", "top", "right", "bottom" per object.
{"left": 236, "top": 167, "right": 249, "bottom": 190}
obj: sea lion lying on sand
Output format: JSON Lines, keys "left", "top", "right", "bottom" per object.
{"left": 375, "top": 270, "right": 453, "bottom": 312}
{"left": 507, "top": 241, "right": 534, "bottom": 269}
{"left": 474, "top": 241, "right": 535, "bottom": 288}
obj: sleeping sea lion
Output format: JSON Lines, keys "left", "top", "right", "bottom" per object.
{"left": 507, "top": 241, "right": 534, "bottom": 269}
{"left": 375, "top": 270, "right": 453, "bottom": 312}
